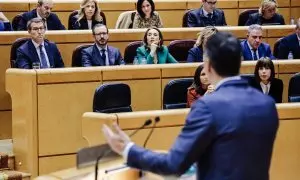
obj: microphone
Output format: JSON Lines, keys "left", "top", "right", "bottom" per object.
{"left": 143, "top": 116, "right": 160, "bottom": 148}
{"left": 95, "top": 118, "right": 153, "bottom": 180}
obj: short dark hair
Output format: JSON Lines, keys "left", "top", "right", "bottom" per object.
{"left": 92, "top": 24, "right": 108, "bottom": 35}
{"left": 192, "top": 65, "right": 207, "bottom": 95}
{"left": 143, "top": 27, "right": 164, "bottom": 47}
{"left": 205, "top": 32, "right": 242, "bottom": 77}
{"left": 254, "top": 57, "right": 275, "bottom": 82}
{"left": 27, "top": 18, "right": 45, "bottom": 30}
{"left": 136, "top": 0, "right": 155, "bottom": 18}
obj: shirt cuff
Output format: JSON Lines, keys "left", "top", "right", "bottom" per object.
{"left": 122, "top": 142, "right": 134, "bottom": 161}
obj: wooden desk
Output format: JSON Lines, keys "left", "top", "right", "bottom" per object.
{"left": 36, "top": 103, "right": 300, "bottom": 180}
{"left": 1, "top": 0, "right": 299, "bottom": 28}
{"left": 5, "top": 61, "right": 300, "bottom": 177}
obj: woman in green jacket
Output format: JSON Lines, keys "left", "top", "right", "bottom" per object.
{"left": 136, "top": 27, "right": 178, "bottom": 64}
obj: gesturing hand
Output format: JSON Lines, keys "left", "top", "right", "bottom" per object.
{"left": 102, "top": 122, "right": 131, "bottom": 155}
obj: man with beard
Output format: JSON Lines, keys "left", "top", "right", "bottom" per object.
{"left": 81, "top": 24, "right": 124, "bottom": 66}
{"left": 240, "top": 24, "right": 275, "bottom": 61}
{"left": 16, "top": 18, "right": 64, "bottom": 69}
{"left": 17, "top": 0, "right": 65, "bottom": 31}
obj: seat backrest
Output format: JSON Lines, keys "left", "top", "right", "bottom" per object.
{"left": 124, "top": 41, "right": 143, "bottom": 64}
{"left": 68, "top": 11, "right": 106, "bottom": 30}
{"left": 288, "top": 73, "right": 300, "bottom": 100}
{"left": 115, "top": 10, "right": 136, "bottom": 29}
{"left": 163, "top": 78, "right": 193, "bottom": 109}
{"left": 168, "top": 40, "right": 196, "bottom": 62}
{"left": 182, "top": 9, "right": 194, "bottom": 27}
{"left": 10, "top": 37, "right": 30, "bottom": 68}
{"left": 238, "top": 9, "right": 258, "bottom": 26}
{"left": 12, "top": 13, "right": 23, "bottom": 31}
{"left": 72, "top": 44, "right": 93, "bottom": 67}
{"left": 273, "top": 37, "right": 283, "bottom": 59}
{"left": 93, "top": 83, "right": 132, "bottom": 113}
{"left": 288, "top": 96, "right": 300, "bottom": 103}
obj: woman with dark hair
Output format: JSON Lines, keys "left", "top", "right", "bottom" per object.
{"left": 136, "top": 27, "right": 177, "bottom": 64}
{"left": 187, "top": 65, "right": 214, "bottom": 107}
{"left": 252, "top": 57, "right": 283, "bottom": 103}
{"left": 131, "top": 0, "right": 163, "bottom": 28}
{"left": 70, "top": 0, "right": 103, "bottom": 30}
{"left": 187, "top": 26, "right": 218, "bottom": 62}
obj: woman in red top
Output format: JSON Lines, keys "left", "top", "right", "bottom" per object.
{"left": 187, "top": 65, "right": 213, "bottom": 107}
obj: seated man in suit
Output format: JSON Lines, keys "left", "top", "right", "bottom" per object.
{"left": 16, "top": 18, "right": 64, "bottom": 69}
{"left": 0, "top": 12, "right": 12, "bottom": 31}
{"left": 278, "top": 18, "right": 300, "bottom": 60}
{"left": 17, "top": 0, "right": 65, "bottom": 31}
{"left": 241, "top": 24, "right": 275, "bottom": 60}
{"left": 187, "top": 0, "right": 227, "bottom": 27}
{"left": 103, "top": 32, "right": 279, "bottom": 179}
{"left": 81, "top": 24, "right": 124, "bottom": 67}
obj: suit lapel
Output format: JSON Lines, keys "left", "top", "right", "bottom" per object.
{"left": 243, "top": 41, "right": 253, "bottom": 60}
{"left": 92, "top": 45, "right": 104, "bottom": 66}
{"left": 28, "top": 40, "right": 40, "bottom": 64}
{"left": 107, "top": 46, "right": 114, "bottom": 65}
{"left": 258, "top": 44, "right": 265, "bottom": 58}
{"left": 44, "top": 41, "right": 54, "bottom": 67}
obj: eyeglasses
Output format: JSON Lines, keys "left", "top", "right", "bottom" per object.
{"left": 31, "top": 27, "right": 45, "bottom": 31}
{"left": 250, "top": 35, "right": 263, "bottom": 40}
{"left": 205, "top": 0, "right": 217, "bottom": 5}
{"left": 94, "top": 32, "right": 108, "bottom": 36}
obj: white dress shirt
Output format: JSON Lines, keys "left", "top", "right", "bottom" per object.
{"left": 31, "top": 40, "right": 50, "bottom": 68}
{"left": 260, "top": 82, "right": 271, "bottom": 94}
{"left": 87, "top": 20, "right": 93, "bottom": 29}
{"left": 202, "top": 8, "right": 213, "bottom": 18}
{"left": 96, "top": 44, "right": 109, "bottom": 65}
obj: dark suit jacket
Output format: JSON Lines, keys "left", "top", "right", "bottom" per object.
{"left": 240, "top": 40, "right": 275, "bottom": 60}
{"left": 250, "top": 78, "right": 283, "bottom": 103}
{"left": 278, "top": 33, "right": 300, "bottom": 60}
{"left": 17, "top": 9, "right": 65, "bottom": 31}
{"left": 69, "top": 16, "right": 103, "bottom": 30}
{"left": 187, "top": 7, "right": 227, "bottom": 27}
{"left": 0, "top": 21, "right": 12, "bottom": 31}
{"left": 16, "top": 40, "right": 64, "bottom": 69}
{"left": 187, "top": 46, "right": 203, "bottom": 62}
{"left": 81, "top": 44, "right": 123, "bottom": 66}
{"left": 127, "top": 78, "right": 278, "bottom": 179}
{"left": 245, "top": 12, "right": 285, "bottom": 26}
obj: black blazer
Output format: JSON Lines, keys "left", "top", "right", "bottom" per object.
{"left": 278, "top": 33, "right": 300, "bottom": 60}
{"left": 245, "top": 12, "right": 285, "bottom": 26}
{"left": 69, "top": 16, "right": 103, "bottom": 30}
{"left": 251, "top": 78, "right": 283, "bottom": 103}
{"left": 187, "top": 7, "right": 227, "bottom": 27}
{"left": 18, "top": 9, "right": 65, "bottom": 31}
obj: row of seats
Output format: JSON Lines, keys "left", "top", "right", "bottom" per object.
{"left": 92, "top": 73, "right": 300, "bottom": 113}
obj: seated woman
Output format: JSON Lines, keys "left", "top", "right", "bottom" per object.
{"left": 69, "top": 0, "right": 103, "bottom": 30}
{"left": 187, "top": 26, "right": 218, "bottom": 62}
{"left": 0, "top": 12, "right": 12, "bottom": 31}
{"left": 136, "top": 27, "right": 177, "bottom": 64}
{"left": 252, "top": 57, "right": 283, "bottom": 103}
{"left": 131, "top": 0, "right": 163, "bottom": 28}
{"left": 246, "top": 0, "right": 285, "bottom": 26}
{"left": 187, "top": 65, "right": 214, "bottom": 108}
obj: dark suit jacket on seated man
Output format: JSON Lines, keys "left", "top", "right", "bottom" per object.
{"left": 241, "top": 24, "right": 275, "bottom": 60}
{"left": 103, "top": 32, "right": 279, "bottom": 180}
{"left": 278, "top": 18, "right": 300, "bottom": 60}
{"left": 82, "top": 24, "right": 123, "bottom": 67}
{"left": 16, "top": 18, "right": 64, "bottom": 69}
{"left": 0, "top": 12, "right": 12, "bottom": 31}
{"left": 187, "top": 0, "right": 226, "bottom": 27}
{"left": 17, "top": 0, "right": 65, "bottom": 31}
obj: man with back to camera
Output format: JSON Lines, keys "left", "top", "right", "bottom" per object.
{"left": 187, "top": 0, "right": 227, "bottom": 27}
{"left": 16, "top": 18, "right": 64, "bottom": 69}
{"left": 241, "top": 24, "right": 275, "bottom": 60}
{"left": 81, "top": 24, "right": 124, "bottom": 67}
{"left": 278, "top": 18, "right": 300, "bottom": 60}
{"left": 17, "top": 0, "right": 65, "bottom": 31}
{"left": 102, "top": 32, "right": 279, "bottom": 180}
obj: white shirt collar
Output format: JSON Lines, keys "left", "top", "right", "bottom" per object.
{"left": 96, "top": 44, "right": 107, "bottom": 52}
{"left": 215, "top": 76, "right": 241, "bottom": 90}
{"left": 202, "top": 8, "right": 213, "bottom": 17}
{"left": 260, "top": 81, "right": 271, "bottom": 94}
{"left": 31, "top": 40, "right": 44, "bottom": 49}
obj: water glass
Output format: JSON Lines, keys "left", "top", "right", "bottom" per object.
{"left": 140, "top": 57, "right": 147, "bottom": 65}
{"left": 32, "top": 62, "right": 40, "bottom": 69}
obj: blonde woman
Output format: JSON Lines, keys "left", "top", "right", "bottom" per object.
{"left": 70, "top": 0, "right": 103, "bottom": 30}
{"left": 187, "top": 26, "right": 218, "bottom": 62}
{"left": 246, "top": 0, "right": 285, "bottom": 26}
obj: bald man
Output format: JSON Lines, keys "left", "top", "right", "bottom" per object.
{"left": 17, "top": 0, "right": 65, "bottom": 31}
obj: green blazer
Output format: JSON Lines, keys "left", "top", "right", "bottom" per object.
{"left": 136, "top": 45, "right": 178, "bottom": 64}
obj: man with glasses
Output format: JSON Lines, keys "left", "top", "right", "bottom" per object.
{"left": 17, "top": 0, "right": 65, "bottom": 31}
{"left": 187, "top": 0, "right": 227, "bottom": 27}
{"left": 16, "top": 18, "right": 64, "bottom": 69}
{"left": 241, "top": 24, "right": 275, "bottom": 60}
{"left": 82, "top": 24, "right": 124, "bottom": 67}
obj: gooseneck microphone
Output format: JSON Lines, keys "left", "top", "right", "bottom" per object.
{"left": 94, "top": 118, "right": 153, "bottom": 180}
{"left": 143, "top": 116, "right": 160, "bottom": 148}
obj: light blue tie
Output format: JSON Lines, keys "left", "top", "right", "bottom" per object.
{"left": 39, "top": 44, "right": 48, "bottom": 68}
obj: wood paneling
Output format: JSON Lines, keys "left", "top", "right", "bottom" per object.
{"left": 39, "top": 154, "right": 76, "bottom": 175}
{"left": 0, "top": 111, "right": 12, "bottom": 139}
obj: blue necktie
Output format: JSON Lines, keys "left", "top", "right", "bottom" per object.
{"left": 39, "top": 45, "right": 48, "bottom": 68}
{"left": 101, "top": 49, "right": 108, "bottom": 66}
{"left": 207, "top": 13, "right": 213, "bottom": 19}
{"left": 252, "top": 50, "right": 258, "bottom": 60}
